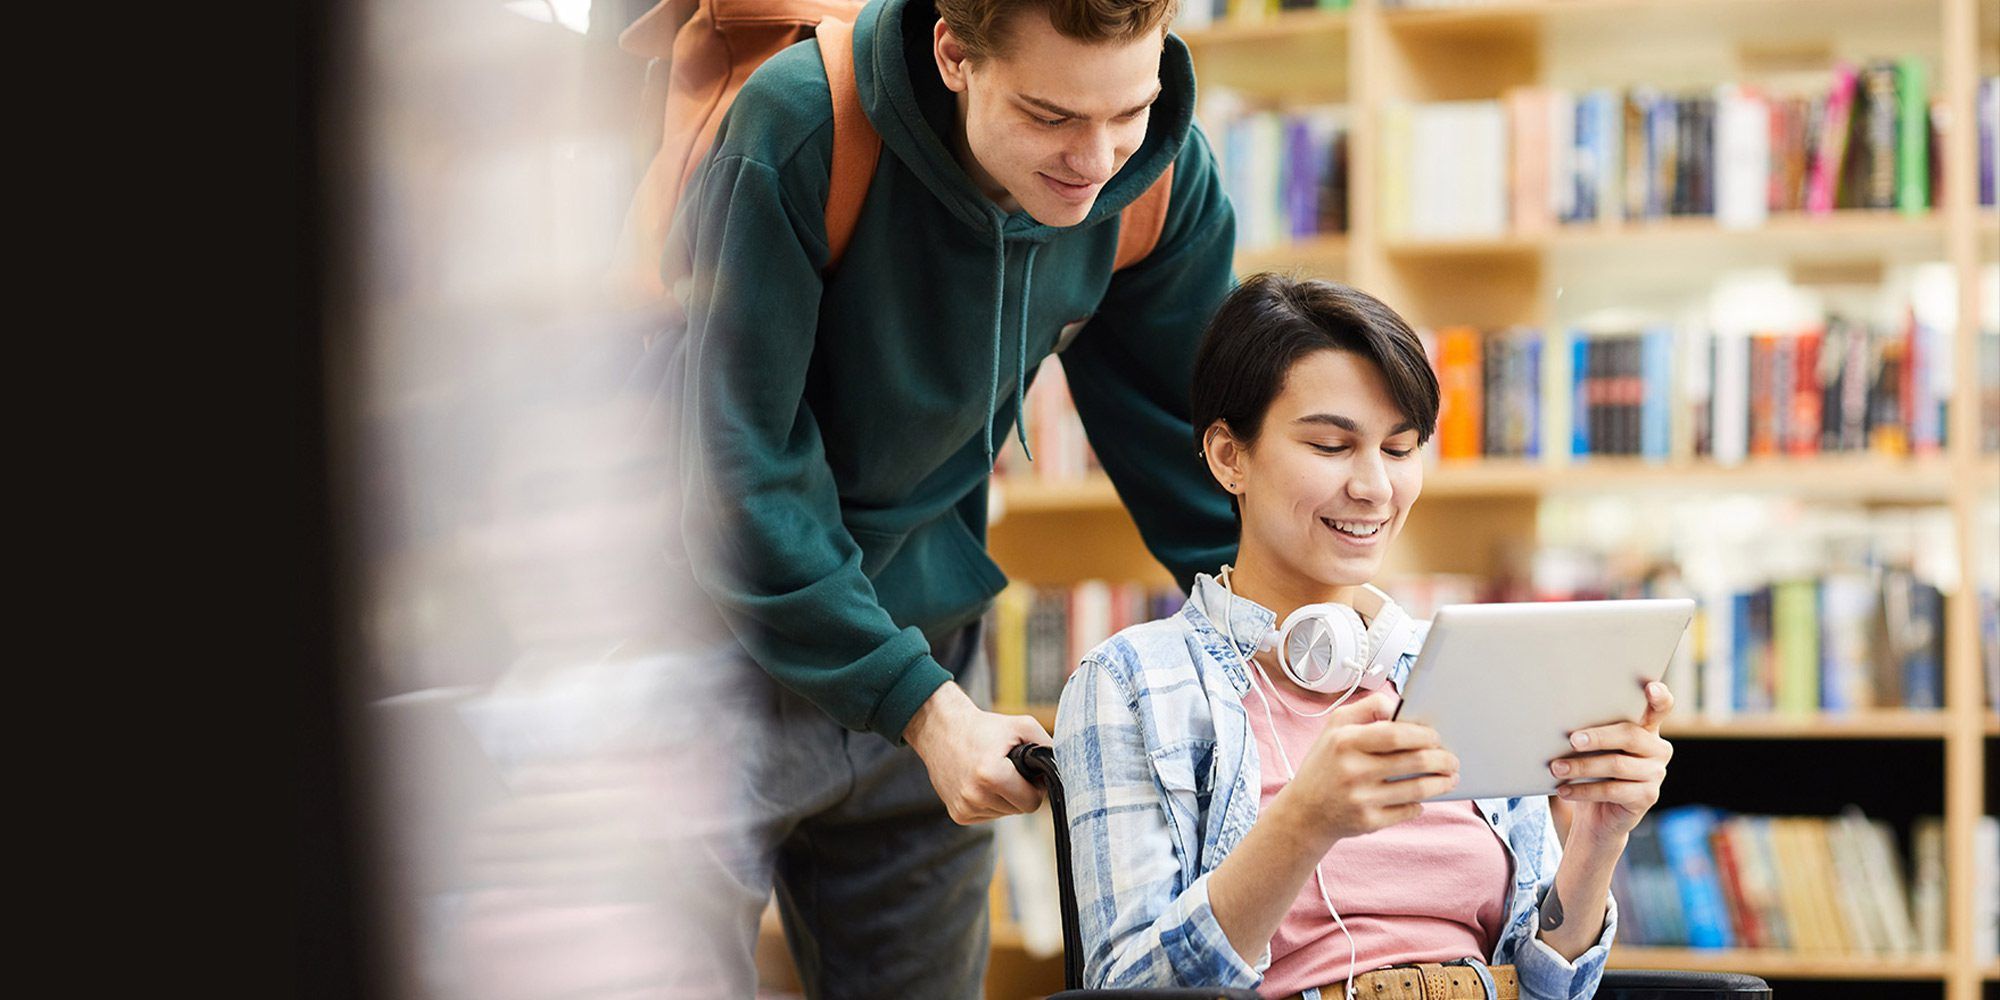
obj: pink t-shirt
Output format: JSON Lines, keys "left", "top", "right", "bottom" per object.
{"left": 1244, "top": 678, "right": 1510, "bottom": 999}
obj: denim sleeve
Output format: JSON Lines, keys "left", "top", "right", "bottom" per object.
{"left": 1512, "top": 810, "right": 1618, "bottom": 1000}
{"left": 1054, "top": 656, "right": 1263, "bottom": 990}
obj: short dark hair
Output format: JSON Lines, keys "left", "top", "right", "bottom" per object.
{"left": 936, "top": 0, "right": 1181, "bottom": 60}
{"left": 1190, "top": 274, "right": 1439, "bottom": 463}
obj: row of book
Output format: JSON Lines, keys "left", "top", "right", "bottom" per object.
{"left": 1508, "top": 66, "right": 1940, "bottom": 232}
{"left": 1616, "top": 806, "right": 2000, "bottom": 958}
{"left": 985, "top": 581, "right": 1188, "bottom": 707}
{"left": 978, "top": 561, "right": 1994, "bottom": 719}
{"left": 1420, "top": 314, "right": 1962, "bottom": 463}
{"left": 1381, "top": 68, "right": 1998, "bottom": 239}
{"left": 1204, "top": 93, "right": 1350, "bottom": 251}
{"left": 1684, "top": 566, "right": 1946, "bottom": 717}
{"left": 1523, "top": 496, "right": 1983, "bottom": 717}
{"left": 1174, "top": 0, "right": 1350, "bottom": 29}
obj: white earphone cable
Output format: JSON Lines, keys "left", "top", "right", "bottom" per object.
{"left": 1218, "top": 566, "right": 1365, "bottom": 1000}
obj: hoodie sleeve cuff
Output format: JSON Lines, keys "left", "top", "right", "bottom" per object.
{"left": 1515, "top": 892, "right": 1617, "bottom": 1000}
{"left": 875, "top": 654, "right": 954, "bottom": 744}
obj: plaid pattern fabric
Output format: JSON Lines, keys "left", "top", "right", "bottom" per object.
{"left": 1052, "top": 573, "right": 1615, "bottom": 1000}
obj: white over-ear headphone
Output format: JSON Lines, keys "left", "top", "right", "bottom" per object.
{"left": 1215, "top": 565, "right": 1416, "bottom": 1000}
{"left": 1265, "top": 584, "right": 1418, "bottom": 695}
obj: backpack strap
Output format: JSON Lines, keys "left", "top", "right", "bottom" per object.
{"left": 1112, "top": 163, "right": 1174, "bottom": 271}
{"left": 814, "top": 16, "right": 880, "bottom": 271}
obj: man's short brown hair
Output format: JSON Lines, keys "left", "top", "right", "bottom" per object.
{"left": 936, "top": 0, "right": 1180, "bottom": 59}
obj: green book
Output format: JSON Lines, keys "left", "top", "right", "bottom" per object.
{"left": 1897, "top": 57, "right": 1928, "bottom": 213}
{"left": 1772, "top": 579, "right": 1821, "bottom": 716}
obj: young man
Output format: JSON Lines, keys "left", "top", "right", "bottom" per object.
{"left": 648, "top": 0, "right": 1238, "bottom": 993}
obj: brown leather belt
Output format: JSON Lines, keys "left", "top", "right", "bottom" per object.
{"left": 1283, "top": 962, "right": 1517, "bottom": 1000}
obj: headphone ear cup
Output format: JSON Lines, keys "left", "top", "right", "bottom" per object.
{"left": 1278, "top": 603, "right": 1368, "bottom": 693}
{"left": 1358, "top": 597, "right": 1416, "bottom": 684}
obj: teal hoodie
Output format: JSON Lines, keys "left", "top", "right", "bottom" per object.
{"left": 658, "top": 0, "right": 1238, "bottom": 741}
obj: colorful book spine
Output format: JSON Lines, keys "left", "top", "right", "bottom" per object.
{"left": 1806, "top": 63, "right": 1858, "bottom": 214}
{"left": 1658, "top": 807, "right": 1736, "bottom": 949}
{"left": 1896, "top": 59, "right": 1929, "bottom": 213}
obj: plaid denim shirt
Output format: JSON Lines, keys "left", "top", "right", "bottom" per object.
{"left": 1052, "top": 573, "right": 1615, "bottom": 1000}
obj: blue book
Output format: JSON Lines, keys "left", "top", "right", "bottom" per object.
{"left": 1731, "top": 590, "right": 1754, "bottom": 712}
{"left": 1522, "top": 333, "right": 1543, "bottom": 458}
{"left": 1285, "top": 117, "right": 1316, "bottom": 240}
{"left": 1903, "top": 579, "right": 1943, "bottom": 709}
{"left": 1655, "top": 806, "right": 1736, "bottom": 949}
{"left": 1570, "top": 93, "right": 1595, "bottom": 223}
{"left": 1641, "top": 326, "right": 1673, "bottom": 461}
{"left": 1571, "top": 332, "right": 1591, "bottom": 457}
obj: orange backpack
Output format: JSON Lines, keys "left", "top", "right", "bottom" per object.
{"left": 616, "top": 0, "right": 1173, "bottom": 298}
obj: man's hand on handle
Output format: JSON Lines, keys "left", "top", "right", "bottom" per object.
{"left": 905, "top": 682, "right": 1050, "bottom": 824}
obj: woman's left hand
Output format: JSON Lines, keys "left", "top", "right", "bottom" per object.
{"left": 1552, "top": 680, "right": 1674, "bottom": 847}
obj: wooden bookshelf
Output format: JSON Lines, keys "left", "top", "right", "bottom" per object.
{"left": 1377, "top": 209, "right": 1948, "bottom": 259}
{"left": 1662, "top": 710, "right": 1954, "bottom": 740}
{"left": 1180, "top": 7, "right": 1348, "bottom": 47}
{"left": 1610, "top": 946, "right": 1955, "bottom": 980}
{"left": 1236, "top": 233, "right": 1350, "bottom": 276}
{"left": 979, "top": 1, "right": 2000, "bottom": 997}
{"left": 1374, "top": 0, "right": 1933, "bottom": 34}
{"left": 995, "top": 454, "right": 1958, "bottom": 515}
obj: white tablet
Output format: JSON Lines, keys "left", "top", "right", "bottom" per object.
{"left": 1392, "top": 598, "right": 1694, "bottom": 801}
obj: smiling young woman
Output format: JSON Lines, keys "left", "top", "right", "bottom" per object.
{"left": 1053, "top": 274, "right": 1677, "bottom": 1000}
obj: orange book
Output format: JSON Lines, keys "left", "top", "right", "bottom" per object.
{"left": 1437, "top": 326, "right": 1485, "bottom": 459}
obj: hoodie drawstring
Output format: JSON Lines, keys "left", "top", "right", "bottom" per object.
{"left": 1013, "top": 241, "right": 1040, "bottom": 461}
{"left": 983, "top": 235, "right": 1007, "bottom": 472}
{"left": 982, "top": 232, "right": 1043, "bottom": 470}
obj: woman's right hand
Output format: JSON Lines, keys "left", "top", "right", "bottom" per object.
{"left": 1275, "top": 689, "right": 1460, "bottom": 845}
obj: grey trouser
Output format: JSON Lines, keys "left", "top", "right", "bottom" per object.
{"left": 677, "top": 624, "right": 997, "bottom": 999}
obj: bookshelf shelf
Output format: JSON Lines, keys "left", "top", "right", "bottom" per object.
{"left": 1179, "top": 8, "right": 1348, "bottom": 47}
{"left": 1383, "top": 211, "right": 1946, "bottom": 260}
{"left": 994, "top": 475, "right": 1123, "bottom": 516}
{"left": 996, "top": 456, "right": 1954, "bottom": 516}
{"left": 1663, "top": 711, "right": 1952, "bottom": 740}
{"left": 1423, "top": 456, "right": 1954, "bottom": 501}
{"left": 1609, "top": 947, "right": 1954, "bottom": 980}
{"left": 1379, "top": 0, "right": 1932, "bottom": 38}
{"left": 1236, "top": 233, "right": 1350, "bottom": 277}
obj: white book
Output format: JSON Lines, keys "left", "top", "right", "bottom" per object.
{"left": 1411, "top": 105, "right": 1452, "bottom": 237}
{"left": 1715, "top": 85, "right": 1771, "bottom": 230}
{"left": 1594, "top": 90, "right": 1624, "bottom": 224}
{"left": 1820, "top": 571, "right": 1879, "bottom": 710}
{"left": 1709, "top": 329, "right": 1750, "bottom": 465}
{"left": 1856, "top": 815, "right": 1918, "bottom": 954}
{"left": 1699, "top": 583, "right": 1735, "bottom": 719}
{"left": 1675, "top": 320, "right": 1712, "bottom": 463}
{"left": 1549, "top": 89, "right": 1576, "bottom": 222}
{"left": 1912, "top": 818, "right": 1946, "bottom": 953}
{"left": 1470, "top": 101, "right": 1510, "bottom": 235}
{"left": 1829, "top": 811, "right": 1886, "bottom": 952}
